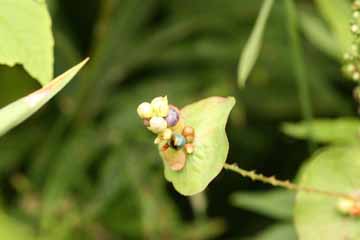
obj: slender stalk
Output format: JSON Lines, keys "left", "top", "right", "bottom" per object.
{"left": 223, "top": 163, "right": 356, "bottom": 201}
{"left": 285, "top": 0, "right": 314, "bottom": 150}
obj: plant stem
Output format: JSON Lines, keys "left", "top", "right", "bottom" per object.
{"left": 223, "top": 163, "right": 356, "bottom": 201}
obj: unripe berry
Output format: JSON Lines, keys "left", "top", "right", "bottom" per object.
{"left": 170, "top": 133, "right": 186, "bottom": 150}
{"left": 182, "top": 126, "right": 195, "bottom": 143}
{"left": 184, "top": 143, "right": 194, "bottom": 154}
{"left": 165, "top": 106, "right": 180, "bottom": 127}
{"left": 161, "top": 128, "right": 172, "bottom": 140}
{"left": 151, "top": 96, "right": 169, "bottom": 117}
{"left": 137, "top": 102, "right": 153, "bottom": 119}
{"left": 149, "top": 117, "right": 167, "bottom": 133}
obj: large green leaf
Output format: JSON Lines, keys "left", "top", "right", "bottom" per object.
{"left": 0, "top": 58, "right": 89, "bottom": 137}
{"left": 282, "top": 118, "right": 360, "bottom": 144}
{"left": 160, "top": 96, "right": 235, "bottom": 196}
{"left": 295, "top": 145, "right": 360, "bottom": 240}
{"left": 0, "top": 0, "right": 54, "bottom": 85}
{"left": 231, "top": 189, "right": 294, "bottom": 220}
{"left": 237, "top": 0, "right": 274, "bottom": 86}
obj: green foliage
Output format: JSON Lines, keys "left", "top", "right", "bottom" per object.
{"left": 0, "top": 0, "right": 53, "bottom": 85}
{"left": 231, "top": 190, "right": 294, "bottom": 220}
{"left": 283, "top": 118, "right": 360, "bottom": 144}
{"left": 0, "top": 211, "right": 35, "bottom": 240}
{"left": 314, "top": 0, "right": 352, "bottom": 53}
{"left": 0, "top": 59, "right": 88, "bottom": 137}
{"left": 238, "top": 0, "right": 274, "bottom": 86}
{"left": 300, "top": 10, "right": 341, "bottom": 59}
{"left": 161, "top": 97, "right": 235, "bottom": 195}
{"left": 295, "top": 145, "right": 360, "bottom": 240}
{"left": 0, "top": 0, "right": 358, "bottom": 239}
{"left": 251, "top": 224, "right": 296, "bottom": 240}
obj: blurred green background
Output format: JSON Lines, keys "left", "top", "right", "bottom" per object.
{"left": 0, "top": 0, "right": 357, "bottom": 239}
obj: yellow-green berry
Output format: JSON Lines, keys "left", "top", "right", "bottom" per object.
{"left": 151, "top": 96, "right": 169, "bottom": 117}
{"left": 137, "top": 102, "right": 153, "bottom": 119}
{"left": 337, "top": 198, "right": 354, "bottom": 215}
{"left": 184, "top": 143, "right": 194, "bottom": 154}
{"left": 161, "top": 128, "right": 172, "bottom": 140}
{"left": 149, "top": 117, "right": 167, "bottom": 133}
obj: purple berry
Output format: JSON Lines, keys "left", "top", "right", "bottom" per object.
{"left": 165, "top": 107, "right": 179, "bottom": 127}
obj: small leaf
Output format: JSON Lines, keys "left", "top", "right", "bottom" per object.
{"left": 160, "top": 96, "right": 235, "bottom": 196}
{"left": 231, "top": 189, "right": 294, "bottom": 220}
{"left": 0, "top": 0, "right": 54, "bottom": 85}
{"left": 295, "top": 145, "right": 360, "bottom": 240}
{"left": 314, "top": 0, "right": 352, "bottom": 53}
{"left": 282, "top": 118, "right": 360, "bottom": 144}
{"left": 0, "top": 58, "right": 89, "bottom": 137}
{"left": 237, "top": 0, "right": 274, "bottom": 86}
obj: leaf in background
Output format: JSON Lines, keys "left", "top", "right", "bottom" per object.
{"left": 237, "top": 0, "right": 274, "bottom": 86}
{"left": 0, "top": 58, "right": 89, "bottom": 137}
{"left": 285, "top": 0, "right": 314, "bottom": 150}
{"left": 231, "top": 189, "right": 294, "bottom": 220}
{"left": 0, "top": 0, "right": 54, "bottom": 85}
{"left": 160, "top": 97, "right": 235, "bottom": 196}
{"left": 313, "top": 0, "right": 352, "bottom": 53}
{"left": 295, "top": 145, "right": 360, "bottom": 240}
{"left": 251, "top": 223, "right": 297, "bottom": 240}
{"left": 0, "top": 211, "right": 35, "bottom": 240}
{"left": 282, "top": 118, "right": 360, "bottom": 144}
{"left": 299, "top": 10, "right": 341, "bottom": 59}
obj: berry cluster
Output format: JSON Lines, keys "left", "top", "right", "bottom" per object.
{"left": 137, "top": 96, "right": 195, "bottom": 155}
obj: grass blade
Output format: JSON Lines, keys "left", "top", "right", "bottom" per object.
{"left": 237, "top": 0, "right": 274, "bottom": 87}
{"left": 285, "top": 0, "right": 314, "bottom": 150}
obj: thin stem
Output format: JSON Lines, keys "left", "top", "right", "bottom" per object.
{"left": 223, "top": 163, "right": 356, "bottom": 201}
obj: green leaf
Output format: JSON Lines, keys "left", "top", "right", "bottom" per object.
{"left": 282, "top": 118, "right": 360, "bottom": 144}
{"left": 160, "top": 96, "right": 235, "bottom": 196}
{"left": 0, "top": 211, "right": 35, "bottom": 240}
{"left": 0, "top": 0, "right": 54, "bottom": 85}
{"left": 295, "top": 145, "right": 360, "bottom": 240}
{"left": 0, "top": 58, "right": 89, "bottom": 137}
{"left": 252, "top": 224, "right": 297, "bottom": 240}
{"left": 314, "top": 0, "right": 352, "bottom": 53}
{"left": 231, "top": 189, "right": 294, "bottom": 220}
{"left": 238, "top": 0, "right": 274, "bottom": 86}
{"left": 299, "top": 10, "right": 341, "bottom": 60}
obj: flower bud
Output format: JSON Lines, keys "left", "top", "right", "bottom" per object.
{"left": 149, "top": 117, "right": 167, "bottom": 133}
{"left": 151, "top": 96, "right": 169, "bottom": 117}
{"left": 137, "top": 102, "right": 153, "bottom": 119}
